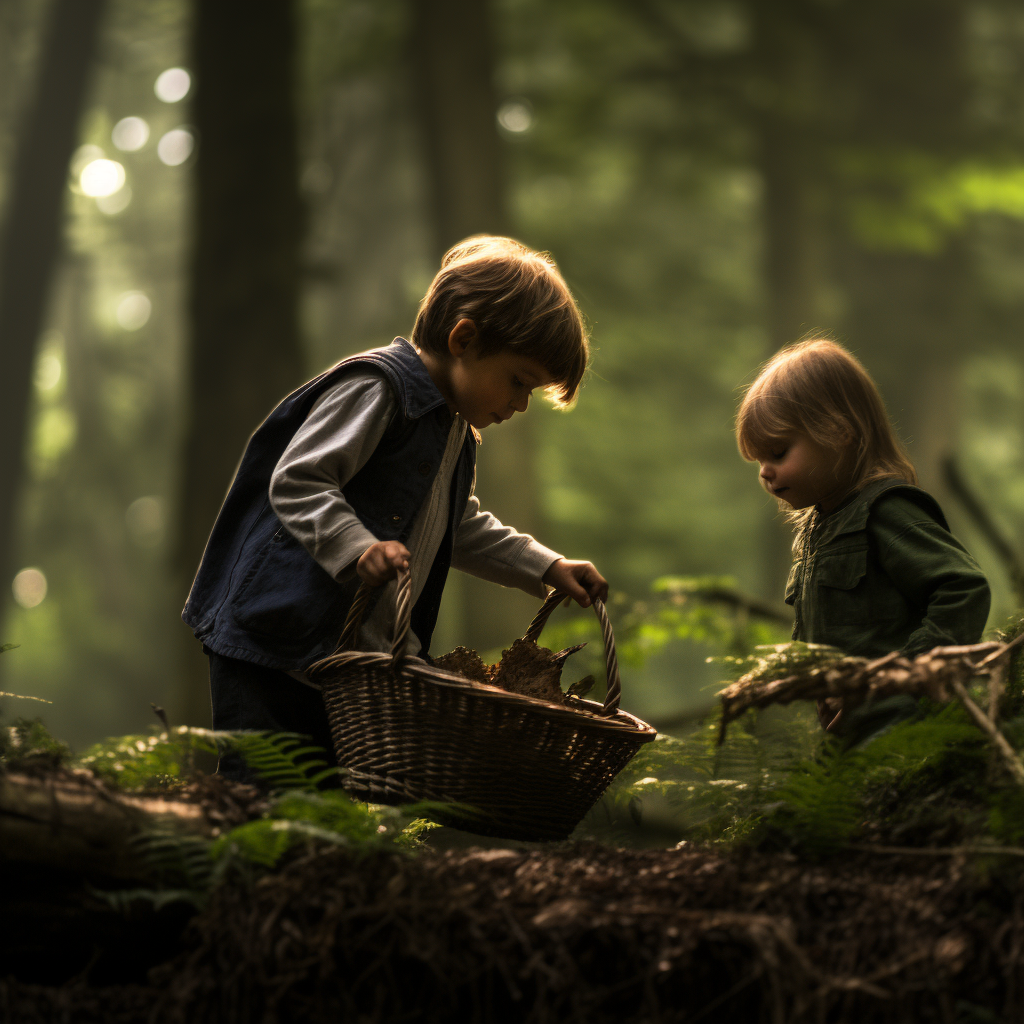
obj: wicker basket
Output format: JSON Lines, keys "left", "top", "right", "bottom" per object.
{"left": 307, "top": 570, "right": 656, "bottom": 842}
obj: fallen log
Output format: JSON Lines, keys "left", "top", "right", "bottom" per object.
{"left": 0, "top": 769, "right": 214, "bottom": 883}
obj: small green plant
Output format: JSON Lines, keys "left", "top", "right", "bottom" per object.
{"left": 1, "top": 716, "right": 71, "bottom": 770}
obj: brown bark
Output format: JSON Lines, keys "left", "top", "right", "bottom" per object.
{"left": 0, "top": 0, "right": 106, "bottom": 597}
{"left": 174, "top": 0, "right": 305, "bottom": 724}
{"left": 409, "top": 0, "right": 543, "bottom": 652}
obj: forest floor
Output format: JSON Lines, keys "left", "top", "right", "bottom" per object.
{"left": 4, "top": 766, "right": 1023, "bottom": 1024}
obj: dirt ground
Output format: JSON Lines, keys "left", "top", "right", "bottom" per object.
{"left": 4, "top": 836, "right": 1023, "bottom": 1024}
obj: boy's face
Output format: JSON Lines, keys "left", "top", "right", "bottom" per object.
{"left": 756, "top": 433, "right": 850, "bottom": 512}
{"left": 446, "top": 340, "right": 555, "bottom": 430}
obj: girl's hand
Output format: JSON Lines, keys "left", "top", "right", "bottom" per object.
{"left": 542, "top": 558, "right": 609, "bottom": 608}
{"left": 357, "top": 540, "right": 411, "bottom": 585}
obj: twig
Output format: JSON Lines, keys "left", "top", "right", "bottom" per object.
{"left": 988, "top": 659, "right": 1007, "bottom": 724}
{"left": 952, "top": 680, "right": 1024, "bottom": 785}
{"left": 942, "top": 455, "right": 1024, "bottom": 605}
{"left": 975, "top": 630, "right": 1024, "bottom": 669}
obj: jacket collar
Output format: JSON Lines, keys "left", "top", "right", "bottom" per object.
{"left": 378, "top": 338, "right": 450, "bottom": 420}
{"left": 813, "top": 477, "right": 947, "bottom": 545}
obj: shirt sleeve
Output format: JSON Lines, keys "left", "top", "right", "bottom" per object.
{"left": 872, "top": 498, "right": 991, "bottom": 656}
{"left": 269, "top": 372, "right": 396, "bottom": 582}
{"left": 452, "top": 493, "right": 562, "bottom": 599}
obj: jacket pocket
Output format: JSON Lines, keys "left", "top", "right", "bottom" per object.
{"left": 815, "top": 547, "right": 867, "bottom": 591}
{"left": 814, "top": 546, "right": 870, "bottom": 630}
{"left": 230, "top": 528, "right": 345, "bottom": 642}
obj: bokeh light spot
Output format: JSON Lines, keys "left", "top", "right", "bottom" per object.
{"left": 70, "top": 144, "right": 104, "bottom": 179}
{"left": 155, "top": 67, "right": 191, "bottom": 103}
{"left": 13, "top": 568, "right": 47, "bottom": 609}
{"left": 116, "top": 291, "right": 152, "bottom": 331}
{"left": 80, "top": 159, "right": 125, "bottom": 197}
{"left": 97, "top": 186, "right": 132, "bottom": 215}
{"left": 34, "top": 353, "right": 61, "bottom": 391}
{"left": 157, "top": 128, "right": 194, "bottom": 166}
{"left": 126, "top": 496, "right": 164, "bottom": 548}
{"left": 497, "top": 100, "right": 533, "bottom": 133}
{"left": 112, "top": 116, "right": 150, "bottom": 151}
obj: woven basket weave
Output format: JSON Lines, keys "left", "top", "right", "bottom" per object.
{"left": 307, "top": 570, "right": 656, "bottom": 842}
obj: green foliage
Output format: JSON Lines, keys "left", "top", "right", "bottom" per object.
{"left": 1, "top": 716, "right": 71, "bottom": 770}
{"left": 83, "top": 727, "right": 439, "bottom": 913}
{"left": 78, "top": 727, "right": 341, "bottom": 791}
{"left": 541, "top": 576, "right": 792, "bottom": 709}
{"left": 713, "top": 641, "right": 848, "bottom": 686}
{"left": 581, "top": 683, "right": 1019, "bottom": 859}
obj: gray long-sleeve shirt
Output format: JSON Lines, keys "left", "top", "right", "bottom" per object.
{"left": 269, "top": 368, "right": 561, "bottom": 656}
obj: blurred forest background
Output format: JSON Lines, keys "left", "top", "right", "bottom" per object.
{"left": 2, "top": 0, "right": 1024, "bottom": 750}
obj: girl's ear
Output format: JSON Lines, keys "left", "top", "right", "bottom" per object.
{"left": 447, "top": 318, "right": 479, "bottom": 358}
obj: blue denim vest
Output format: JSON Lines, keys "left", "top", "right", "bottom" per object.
{"left": 182, "top": 338, "right": 477, "bottom": 669}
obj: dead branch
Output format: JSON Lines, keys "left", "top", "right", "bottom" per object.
{"left": 951, "top": 680, "right": 1024, "bottom": 785}
{"left": 718, "top": 639, "right": 1024, "bottom": 785}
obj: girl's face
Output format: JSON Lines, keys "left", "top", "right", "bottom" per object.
{"left": 756, "top": 433, "right": 852, "bottom": 512}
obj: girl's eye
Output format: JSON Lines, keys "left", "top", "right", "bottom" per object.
{"left": 770, "top": 448, "right": 788, "bottom": 460}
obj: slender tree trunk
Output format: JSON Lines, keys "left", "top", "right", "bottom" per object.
{"left": 0, "top": 0, "right": 106, "bottom": 600}
{"left": 410, "top": 0, "right": 543, "bottom": 653}
{"left": 831, "top": 0, "right": 970, "bottom": 496}
{"left": 750, "top": 0, "right": 823, "bottom": 600}
{"left": 174, "top": 0, "right": 304, "bottom": 724}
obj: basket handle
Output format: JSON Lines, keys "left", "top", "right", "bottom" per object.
{"left": 336, "top": 569, "right": 413, "bottom": 666}
{"left": 524, "top": 591, "right": 622, "bottom": 717}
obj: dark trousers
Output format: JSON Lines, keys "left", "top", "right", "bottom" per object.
{"left": 207, "top": 649, "right": 339, "bottom": 785}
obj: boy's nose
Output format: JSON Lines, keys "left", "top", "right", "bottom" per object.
{"left": 512, "top": 392, "right": 530, "bottom": 413}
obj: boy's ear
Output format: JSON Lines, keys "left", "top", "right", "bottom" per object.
{"left": 447, "top": 318, "right": 479, "bottom": 358}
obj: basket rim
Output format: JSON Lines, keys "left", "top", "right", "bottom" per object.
{"left": 309, "top": 650, "right": 658, "bottom": 739}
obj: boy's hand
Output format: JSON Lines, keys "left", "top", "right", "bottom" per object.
{"left": 542, "top": 558, "right": 608, "bottom": 608}
{"left": 357, "top": 540, "right": 411, "bottom": 586}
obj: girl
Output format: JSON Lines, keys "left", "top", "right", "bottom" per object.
{"left": 736, "top": 339, "right": 990, "bottom": 745}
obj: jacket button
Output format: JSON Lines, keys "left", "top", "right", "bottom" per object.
{"left": 391, "top": 514, "right": 401, "bottom": 522}
{"left": 418, "top": 461, "right": 431, "bottom": 477}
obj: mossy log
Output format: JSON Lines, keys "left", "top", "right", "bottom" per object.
{"left": 0, "top": 769, "right": 214, "bottom": 883}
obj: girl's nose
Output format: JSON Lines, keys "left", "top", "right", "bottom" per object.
{"left": 759, "top": 462, "right": 773, "bottom": 481}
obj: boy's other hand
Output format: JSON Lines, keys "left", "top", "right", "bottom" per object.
{"left": 542, "top": 558, "right": 608, "bottom": 608}
{"left": 357, "top": 540, "right": 411, "bottom": 586}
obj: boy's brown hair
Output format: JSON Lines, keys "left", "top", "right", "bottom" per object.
{"left": 736, "top": 339, "right": 917, "bottom": 504}
{"left": 411, "top": 235, "right": 588, "bottom": 407}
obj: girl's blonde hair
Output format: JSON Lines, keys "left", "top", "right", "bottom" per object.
{"left": 736, "top": 339, "right": 916, "bottom": 518}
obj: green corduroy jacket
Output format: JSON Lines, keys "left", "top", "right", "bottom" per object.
{"left": 786, "top": 478, "right": 991, "bottom": 660}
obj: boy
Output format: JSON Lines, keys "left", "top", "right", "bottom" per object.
{"left": 182, "top": 236, "right": 606, "bottom": 773}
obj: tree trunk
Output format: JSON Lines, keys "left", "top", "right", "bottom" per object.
{"left": 0, "top": 0, "right": 106, "bottom": 601}
{"left": 830, "top": 0, "right": 971, "bottom": 497}
{"left": 750, "top": 0, "right": 823, "bottom": 600}
{"left": 174, "top": 0, "right": 305, "bottom": 724}
{"left": 409, "top": 0, "right": 543, "bottom": 653}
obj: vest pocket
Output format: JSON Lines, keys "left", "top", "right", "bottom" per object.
{"left": 230, "top": 529, "right": 344, "bottom": 642}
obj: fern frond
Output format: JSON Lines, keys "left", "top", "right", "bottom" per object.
{"left": 226, "top": 732, "right": 341, "bottom": 790}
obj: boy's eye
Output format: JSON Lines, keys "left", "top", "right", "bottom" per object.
{"left": 512, "top": 376, "right": 524, "bottom": 388}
